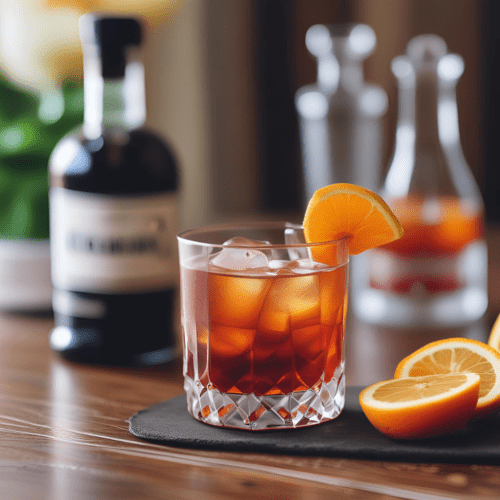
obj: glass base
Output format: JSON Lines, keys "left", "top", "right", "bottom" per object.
{"left": 184, "top": 373, "right": 345, "bottom": 430}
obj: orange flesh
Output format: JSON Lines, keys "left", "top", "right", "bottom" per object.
{"left": 303, "top": 184, "right": 403, "bottom": 260}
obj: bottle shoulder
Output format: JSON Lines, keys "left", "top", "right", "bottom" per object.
{"left": 49, "top": 127, "right": 179, "bottom": 194}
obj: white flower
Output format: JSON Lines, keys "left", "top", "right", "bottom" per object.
{"left": 0, "top": 0, "right": 181, "bottom": 93}
{"left": 0, "top": 0, "right": 82, "bottom": 92}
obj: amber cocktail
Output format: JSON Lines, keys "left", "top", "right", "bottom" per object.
{"left": 177, "top": 223, "right": 348, "bottom": 430}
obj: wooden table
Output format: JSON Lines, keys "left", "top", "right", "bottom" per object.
{"left": 2, "top": 233, "right": 500, "bottom": 499}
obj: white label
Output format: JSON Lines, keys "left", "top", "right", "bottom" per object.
{"left": 50, "top": 188, "right": 179, "bottom": 293}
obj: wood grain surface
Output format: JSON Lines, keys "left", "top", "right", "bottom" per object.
{"left": 1, "top": 231, "right": 500, "bottom": 499}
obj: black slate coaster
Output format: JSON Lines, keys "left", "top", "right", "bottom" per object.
{"left": 129, "top": 387, "right": 500, "bottom": 464}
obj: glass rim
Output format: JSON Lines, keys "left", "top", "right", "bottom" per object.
{"left": 176, "top": 221, "right": 349, "bottom": 250}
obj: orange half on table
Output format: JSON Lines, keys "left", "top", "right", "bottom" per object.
{"left": 303, "top": 183, "right": 403, "bottom": 265}
{"left": 359, "top": 373, "right": 480, "bottom": 439}
{"left": 394, "top": 338, "right": 500, "bottom": 418}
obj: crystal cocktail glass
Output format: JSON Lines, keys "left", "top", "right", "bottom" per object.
{"left": 177, "top": 222, "right": 349, "bottom": 430}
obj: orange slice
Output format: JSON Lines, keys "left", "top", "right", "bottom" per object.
{"left": 303, "top": 184, "right": 403, "bottom": 264}
{"left": 487, "top": 313, "right": 500, "bottom": 352}
{"left": 394, "top": 338, "right": 500, "bottom": 417}
{"left": 359, "top": 373, "right": 480, "bottom": 439}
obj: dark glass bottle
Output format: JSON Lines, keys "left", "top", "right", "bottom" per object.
{"left": 48, "top": 15, "right": 180, "bottom": 365}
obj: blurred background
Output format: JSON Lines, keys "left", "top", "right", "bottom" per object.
{"left": 147, "top": 0, "right": 493, "bottom": 230}
{"left": 0, "top": 0, "right": 493, "bottom": 231}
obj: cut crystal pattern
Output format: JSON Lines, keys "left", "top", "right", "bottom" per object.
{"left": 185, "top": 370, "right": 345, "bottom": 430}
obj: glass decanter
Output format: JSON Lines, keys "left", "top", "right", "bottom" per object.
{"left": 295, "top": 23, "right": 387, "bottom": 201}
{"left": 352, "top": 35, "right": 487, "bottom": 328}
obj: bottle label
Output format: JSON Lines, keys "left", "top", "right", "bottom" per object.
{"left": 50, "top": 188, "right": 179, "bottom": 293}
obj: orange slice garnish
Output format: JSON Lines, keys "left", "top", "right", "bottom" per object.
{"left": 359, "top": 373, "right": 480, "bottom": 439}
{"left": 303, "top": 183, "right": 403, "bottom": 264}
{"left": 394, "top": 338, "right": 500, "bottom": 417}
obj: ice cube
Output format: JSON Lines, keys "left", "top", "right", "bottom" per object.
{"left": 269, "top": 258, "right": 329, "bottom": 275}
{"left": 268, "top": 259, "right": 296, "bottom": 276}
{"left": 288, "top": 258, "right": 330, "bottom": 274}
{"left": 257, "top": 273, "right": 321, "bottom": 333}
{"left": 284, "top": 227, "right": 312, "bottom": 260}
{"left": 208, "top": 272, "right": 272, "bottom": 328}
{"left": 210, "top": 236, "right": 270, "bottom": 270}
{"left": 223, "top": 236, "right": 271, "bottom": 247}
{"left": 269, "top": 259, "right": 293, "bottom": 271}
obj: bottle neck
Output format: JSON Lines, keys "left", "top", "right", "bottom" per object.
{"left": 386, "top": 68, "right": 447, "bottom": 199}
{"left": 337, "top": 57, "right": 363, "bottom": 90}
{"left": 318, "top": 58, "right": 364, "bottom": 92}
{"left": 83, "top": 47, "right": 146, "bottom": 139}
{"left": 414, "top": 70, "right": 441, "bottom": 150}
{"left": 385, "top": 53, "right": 482, "bottom": 205}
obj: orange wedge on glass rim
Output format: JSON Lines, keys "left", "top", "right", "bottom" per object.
{"left": 394, "top": 338, "right": 500, "bottom": 418}
{"left": 359, "top": 373, "right": 480, "bottom": 439}
{"left": 303, "top": 183, "right": 404, "bottom": 265}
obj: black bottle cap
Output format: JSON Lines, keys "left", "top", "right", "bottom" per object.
{"left": 79, "top": 14, "right": 143, "bottom": 78}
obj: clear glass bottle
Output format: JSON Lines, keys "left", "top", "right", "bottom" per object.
{"left": 352, "top": 35, "right": 487, "bottom": 328}
{"left": 48, "top": 15, "right": 180, "bottom": 364}
{"left": 295, "top": 23, "right": 387, "bottom": 200}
